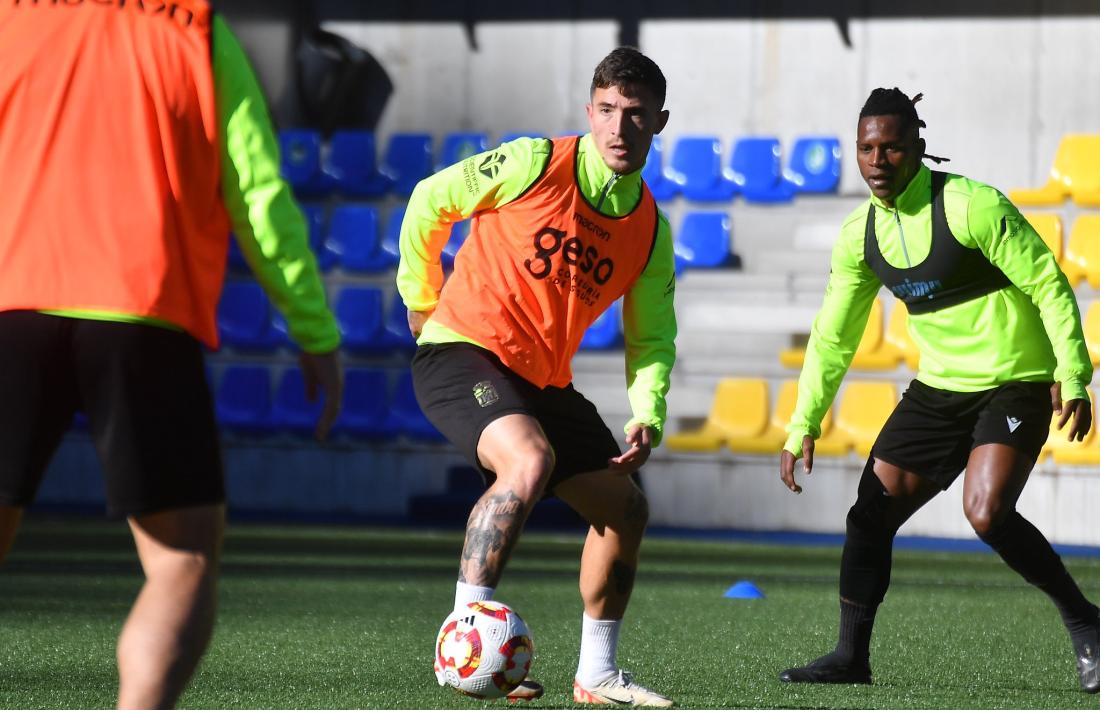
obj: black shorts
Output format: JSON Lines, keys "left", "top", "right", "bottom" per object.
{"left": 872, "top": 379, "right": 1052, "bottom": 489}
{"left": 0, "top": 311, "right": 225, "bottom": 517}
{"left": 411, "top": 342, "right": 620, "bottom": 490}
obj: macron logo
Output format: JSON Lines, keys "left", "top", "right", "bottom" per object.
{"left": 1006, "top": 416, "right": 1022, "bottom": 433}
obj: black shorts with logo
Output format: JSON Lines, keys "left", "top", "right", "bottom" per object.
{"left": 0, "top": 311, "right": 225, "bottom": 517}
{"left": 872, "top": 379, "right": 1053, "bottom": 489}
{"left": 411, "top": 342, "right": 621, "bottom": 490}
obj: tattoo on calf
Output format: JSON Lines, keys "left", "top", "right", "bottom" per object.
{"left": 458, "top": 490, "right": 526, "bottom": 586}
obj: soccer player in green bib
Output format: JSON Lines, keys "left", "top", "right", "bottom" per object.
{"left": 778, "top": 88, "right": 1099, "bottom": 693}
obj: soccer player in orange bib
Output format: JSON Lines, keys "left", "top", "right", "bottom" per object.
{"left": 398, "top": 48, "right": 677, "bottom": 706}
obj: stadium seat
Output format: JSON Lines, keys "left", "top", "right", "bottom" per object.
{"left": 783, "top": 136, "right": 841, "bottom": 193}
{"left": 832, "top": 381, "right": 898, "bottom": 458}
{"left": 442, "top": 220, "right": 470, "bottom": 269}
{"left": 389, "top": 370, "right": 445, "bottom": 440}
{"left": 334, "top": 286, "right": 385, "bottom": 352}
{"left": 675, "top": 211, "right": 739, "bottom": 269}
{"left": 217, "top": 281, "right": 281, "bottom": 350}
{"left": 215, "top": 366, "right": 272, "bottom": 433}
{"left": 272, "top": 368, "right": 324, "bottom": 435}
{"left": 378, "top": 292, "right": 418, "bottom": 352}
{"left": 1083, "top": 302, "right": 1100, "bottom": 366}
{"left": 278, "top": 129, "right": 326, "bottom": 196}
{"left": 781, "top": 299, "right": 899, "bottom": 370}
{"left": 437, "top": 132, "right": 489, "bottom": 172}
{"left": 725, "top": 380, "right": 843, "bottom": 455}
{"left": 1061, "top": 216, "right": 1100, "bottom": 288}
{"left": 320, "top": 130, "right": 390, "bottom": 197}
{"left": 380, "top": 133, "right": 433, "bottom": 197}
{"left": 1023, "top": 212, "right": 1063, "bottom": 262}
{"left": 337, "top": 369, "right": 395, "bottom": 438}
{"left": 666, "top": 136, "right": 736, "bottom": 202}
{"left": 641, "top": 136, "right": 679, "bottom": 201}
{"left": 728, "top": 136, "right": 794, "bottom": 203}
{"left": 1043, "top": 393, "right": 1099, "bottom": 465}
{"left": 666, "top": 378, "right": 769, "bottom": 452}
{"left": 882, "top": 304, "right": 919, "bottom": 370}
{"left": 1008, "top": 135, "right": 1100, "bottom": 206}
{"left": 580, "top": 299, "right": 622, "bottom": 350}
{"left": 323, "top": 205, "right": 393, "bottom": 272}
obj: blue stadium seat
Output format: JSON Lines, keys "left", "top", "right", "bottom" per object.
{"left": 215, "top": 366, "right": 272, "bottom": 433}
{"left": 389, "top": 370, "right": 445, "bottom": 440}
{"left": 378, "top": 206, "right": 403, "bottom": 267}
{"left": 442, "top": 220, "right": 469, "bottom": 269}
{"left": 580, "top": 299, "right": 623, "bottom": 350}
{"left": 380, "top": 133, "right": 433, "bottom": 197}
{"left": 300, "top": 203, "right": 328, "bottom": 269}
{"left": 320, "top": 130, "right": 390, "bottom": 197}
{"left": 378, "top": 292, "right": 417, "bottom": 352}
{"left": 437, "top": 132, "right": 489, "bottom": 172}
{"left": 667, "top": 136, "right": 736, "bottom": 202}
{"left": 675, "top": 211, "right": 739, "bottom": 269}
{"left": 272, "top": 368, "right": 324, "bottom": 435}
{"left": 338, "top": 369, "right": 395, "bottom": 438}
{"left": 217, "top": 281, "right": 281, "bottom": 350}
{"left": 783, "top": 136, "right": 841, "bottom": 193}
{"left": 334, "top": 286, "right": 385, "bottom": 352}
{"left": 323, "top": 205, "right": 394, "bottom": 272}
{"left": 641, "top": 136, "right": 679, "bottom": 201}
{"left": 278, "top": 129, "right": 326, "bottom": 196}
{"left": 497, "top": 131, "right": 544, "bottom": 145}
{"left": 728, "top": 137, "right": 794, "bottom": 203}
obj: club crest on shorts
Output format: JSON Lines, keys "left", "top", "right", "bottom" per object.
{"left": 473, "top": 380, "right": 500, "bottom": 408}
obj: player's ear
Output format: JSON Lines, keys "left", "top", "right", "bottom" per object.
{"left": 655, "top": 109, "right": 670, "bottom": 135}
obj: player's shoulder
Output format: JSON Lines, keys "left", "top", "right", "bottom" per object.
{"left": 840, "top": 199, "right": 872, "bottom": 232}
{"left": 941, "top": 171, "right": 1013, "bottom": 216}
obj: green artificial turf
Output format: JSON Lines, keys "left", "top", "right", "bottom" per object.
{"left": 2, "top": 515, "right": 1099, "bottom": 709}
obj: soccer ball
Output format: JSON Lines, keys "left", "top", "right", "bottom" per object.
{"left": 434, "top": 600, "right": 534, "bottom": 699}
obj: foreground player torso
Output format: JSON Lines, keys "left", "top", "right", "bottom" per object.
{"left": 431, "top": 136, "right": 658, "bottom": 388}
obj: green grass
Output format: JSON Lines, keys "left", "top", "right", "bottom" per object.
{"left": 2, "top": 516, "right": 1099, "bottom": 708}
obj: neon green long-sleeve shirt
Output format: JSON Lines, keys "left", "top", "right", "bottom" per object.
{"left": 784, "top": 164, "right": 1091, "bottom": 456}
{"left": 396, "top": 134, "right": 678, "bottom": 445}
{"left": 46, "top": 16, "right": 339, "bottom": 354}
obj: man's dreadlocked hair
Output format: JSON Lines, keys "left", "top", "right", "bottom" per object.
{"left": 859, "top": 87, "right": 949, "bottom": 163}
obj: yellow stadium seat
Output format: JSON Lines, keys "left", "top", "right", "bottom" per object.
{"left": 1045, "top": 394, "right": 1100, "bottom": 465}
{"left": 1022, "top": 212, "right": 1063, "bottom": 262}
{"left": 1061, "top": 216, "right": 1100, "bottom": 288}
{"left": 833, "top": 381, "right": 898, "bottom": 459}
{"left": 883, "top": 305, "right": 919, "bottom": 370}
{"left": 1084, "top": 302, "right": 1100, "bottom": 366}
{"left": 782, "top": 299, "right": 892, "bottom": 370}
{"left": 730, "top": 380, "right": 848, "bottom": 456}
{"left": 666, "top": 378, "right": 769, "bottom": 452}
{"left": 1009, "top": 135, "right": 1100, "bottom": 206}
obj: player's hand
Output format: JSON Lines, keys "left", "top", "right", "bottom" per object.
{"left": 608, "top": 424, "right": 652, "bottom": 474}
{"left": 298, "top": 350, "right": 344, "bottom": 441}
{"left": 1052, "top": 382, "right": 1092, "bottom": 442}
{"left": 408, "top": 309, "right": 433, "bottom": 339}
{"left": 779, "top": 435, "right": 815, "bottom": 494}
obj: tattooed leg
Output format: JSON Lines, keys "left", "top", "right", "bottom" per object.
{"left": 555, "top": 473, "right": 650, "bottom": 619}
{"left": 458, "top": 488, "right": 530, "bottom": 587}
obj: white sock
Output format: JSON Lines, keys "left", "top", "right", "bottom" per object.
{"left": 454, "top": 581, "right": 494, "bottom": 611}
{"left": 576, "top": 613, "right": 622, "bottom": 686}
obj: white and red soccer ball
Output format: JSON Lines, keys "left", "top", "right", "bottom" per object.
{"left": 434, "top": 600, "right": 534, "bottom": 699}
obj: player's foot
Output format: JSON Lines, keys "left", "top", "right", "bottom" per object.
{"left": 573, "top": 670, "right": 674, "bottom": 707}
{"left": 1075, "top": 623, "right": 1100, "bottom": 693}
{"left": 506, "top": 679, "right": 544, "bottom": 702}
{"left": 779, "top": 653, "right": 872, "bottom": 685}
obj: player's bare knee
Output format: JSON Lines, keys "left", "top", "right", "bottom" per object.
{"left": 622, "top": 487, "right": 649, "bottom": 537}
{"left": 496, "top": 445, "right": 555, "bottom": 502}
{"left": 964, "top": 497, "right": 1006, "bottom": 538}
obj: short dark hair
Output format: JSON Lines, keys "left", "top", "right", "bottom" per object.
{"left": 591, "top": 47, "right": 666, "bottom": 108}
{"left": 859, "top": 87, "right": 925, "bottom": 135}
